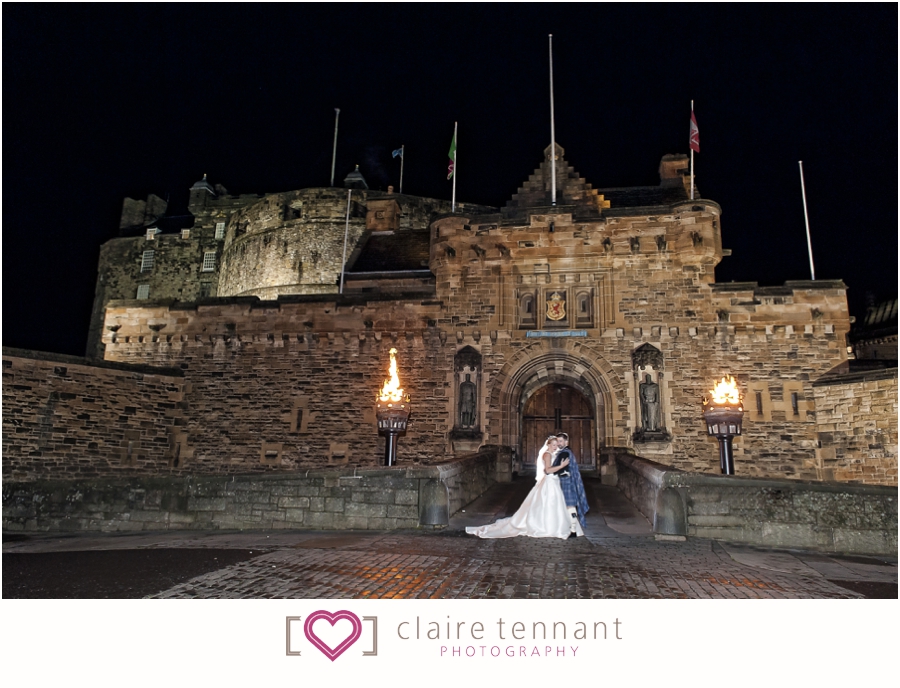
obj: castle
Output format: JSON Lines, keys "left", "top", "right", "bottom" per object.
{"left": 4, "top": 145, "right": 897, "bottom": 489}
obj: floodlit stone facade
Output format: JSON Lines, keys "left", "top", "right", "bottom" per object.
{"left": 2, "top": 350, "right": 185, "bottom": 481}
{"left": 813, "top": 365, "right": 898, "bottom": 484}
{"left": 7, "top": 144, "right": 895, "bottom": 487}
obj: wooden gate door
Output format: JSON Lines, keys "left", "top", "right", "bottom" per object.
{"left": 521, "top": 384, "right": 595, "bottom": 469}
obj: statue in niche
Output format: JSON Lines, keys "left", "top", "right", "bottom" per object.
{"left": 639, "top": 374, "right": 661, "bottom": 432}
{"left": 458, "top": 373, "right": 477, "bottom": 428}
{"left": 451, "top": 347, "right": 482, "bottom": 451}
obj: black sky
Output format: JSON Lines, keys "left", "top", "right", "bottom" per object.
{"left": 3, "top": 4, "right": 897, "bottom": 356}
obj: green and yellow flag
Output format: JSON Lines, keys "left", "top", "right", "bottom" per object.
{"left": 447, "top": 129, "right": 457, "bottom": 180}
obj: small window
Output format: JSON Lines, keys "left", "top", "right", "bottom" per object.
{"left": 755, "top": 392, "right": 763, "bottom": 416}
{"left": 791, "top": 392, "right": 799, "bottom": 416}
{"left": 181, "top": 229, "right": 191, "bottom": 239}
{"left": 199, "top": 282, "right": 212, "bottom": 298}
{"left": 202, "top": 251, "right": 216, "bottom": 272}
{"left": 215, "top": 222, "right": 226, "bottom": 239}
{"left": 136, "top": 284, "right": 150, "bottom": 300}
{"left": 141, "top": 250, "right": 155, "bottom": 272}
{"left": 145, "top": 228, "right": 159, "bottom": 240}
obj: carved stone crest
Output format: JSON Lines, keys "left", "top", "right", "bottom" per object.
{"left": 546, "top": 291, "right": 566, "bottom": 321}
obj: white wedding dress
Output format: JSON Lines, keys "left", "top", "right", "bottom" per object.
{"left": 466, "top": 443, "right": 584, "bottom": 539}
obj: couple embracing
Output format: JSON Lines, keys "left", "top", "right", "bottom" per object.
{"left": 466, "top": 433, "right": 589, "bottom": 540}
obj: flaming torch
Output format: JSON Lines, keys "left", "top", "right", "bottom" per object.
{"left": 375, "top": 348, "right": 410, "bottom": 466}
{"left": 702, "top": 375, "right": 744, "bottom": 475}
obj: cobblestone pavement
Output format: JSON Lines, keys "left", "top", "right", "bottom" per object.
{"left": 4, "top": 479, "right": 896, "bottom": 599}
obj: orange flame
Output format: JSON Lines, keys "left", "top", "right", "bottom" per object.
{"left": 709, "top": 375, "right": 741, "bottom": 405}
{"left": 378, "top": 348, "right": 405, "bottom": 402}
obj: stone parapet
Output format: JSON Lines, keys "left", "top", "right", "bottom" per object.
{"left": 2, "top": 349, "right": 186, "bottom": 482}
{"left": 2, "top": 448, "right": 499, "bottom": 533}
{"left": 812, "top": 364, "right": 898, "bottom": 485}
{"left": 615, "top": 452, "right": 897, "bottom": 555}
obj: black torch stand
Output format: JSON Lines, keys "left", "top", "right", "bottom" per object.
{"left": 716, "top": 436, "right": 736, "bottom": 475}
{"left": 703, "top": 405, "right": 743, "bottom": 476}
{"left": 383, "top": 431, "right": 399, "bottom": 467}
{"left": 375, "top": 403, "right": 409, "bottom": 467}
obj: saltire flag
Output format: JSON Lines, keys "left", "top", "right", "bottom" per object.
{"left": 447, "top": 130, "right": 457, "bottom": 180}
{"left": 392, "top": 148, "right": 403, "bottom": 158}
{"left": 689, "top": 110, "right": 700, "bottom": 153}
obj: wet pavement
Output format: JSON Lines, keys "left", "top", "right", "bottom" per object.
{"left": 3, "top": 477, "right": 896, "bottom": 599}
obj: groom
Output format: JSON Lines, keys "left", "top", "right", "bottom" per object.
{"left": 555, "top": 433, "right": 589, "bottom": 537}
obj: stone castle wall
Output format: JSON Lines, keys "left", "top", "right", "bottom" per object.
{"left": 217, "top": 189, "right": 369, "bottom": 298}
{"left": 615, "top": 453, "right": 897, "bottom": 555}
{"left": 2, "top": 349, "right": 185, "bottom": 481}
{"left": 100, "top": 297, "right": 453, "bottom": 473}
{"left": 87, "top": 187, "right": 492, "bottom": 357}
{"left": 216, "top": 188, "right": 492, "bottom": 298}
{"left": 37, "top": 181, "right": 856, "bottom": 484}
{"left": 813, "top": 367, "right": 898, "bottom": 485}
{"left": 426, "top": 206, "right": 850, "bottom": 477}
{"left": 2, "top": 450, "right": 499, "bottom": 533}
{"left": 90, "top": 253, "right": 850, "bottom": 482}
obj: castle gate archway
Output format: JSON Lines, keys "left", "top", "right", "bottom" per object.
{"left": 522, "top": 383, "right": 595, "bottom": 469}
{"left": 490, "top": 348, "right": 621, "bottom": 473}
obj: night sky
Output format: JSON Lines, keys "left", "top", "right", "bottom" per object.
{"left": 3, "top": 4, "right": 896, "bottom": 356}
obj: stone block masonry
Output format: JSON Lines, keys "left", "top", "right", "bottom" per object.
{"left": 2, "top": 348, "right": 185, "bottom": 481}
{"left": 2, "top": 450, "right": 498, "bottom": 533}
{"left": 101, "top": 297, "right": 454, "bottom": 472}
{"left": 94, "top": 275, "right": 851, "bottom": 481}
{"left": 615, "top": 452, "right": 897, "bottom": 556}
{"left": 813, "top": 364, "right": 897, "bottom": 485}
{"left": 65, "top": 154, "right": 863, "bottom": 490}
{"left": 87, "top": 186, "right": 494, "bottom": 357}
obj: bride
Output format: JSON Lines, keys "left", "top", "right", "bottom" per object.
{"left": 466, "top": 436, "right": 584, "bottom": 539}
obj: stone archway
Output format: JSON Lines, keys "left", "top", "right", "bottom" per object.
{"left": 489, "top": 344, "right": 623, "bottom": 471}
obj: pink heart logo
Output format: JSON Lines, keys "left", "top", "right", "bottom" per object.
{"left": 303, "top": 610, "right": 362, "bottom": 661}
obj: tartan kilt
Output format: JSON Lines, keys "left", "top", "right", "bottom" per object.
{"left": 558, "top": 455, "right": 589, "bottom": 528}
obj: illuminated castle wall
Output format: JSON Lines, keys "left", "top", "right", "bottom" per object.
{"left": 6, "top": 145, "right": 895, "bottom": 487}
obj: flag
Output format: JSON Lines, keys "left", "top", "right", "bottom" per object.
{"left": 689, "top": 110, "right": 700, "bottom": 153}
{"left": 447, "top": 130, "right": 457, "bottom": 180}
{"left": 392, "top": 148, "right": 403, "bottom": 158}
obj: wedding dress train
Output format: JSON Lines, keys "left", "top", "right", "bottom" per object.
{"left": 465, "top": 443, "right": 584, "bottom": 540}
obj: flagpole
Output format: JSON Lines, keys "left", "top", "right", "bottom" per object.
{"left": 331, "top": 108, "right": 340, "bottom": 187}
{"left": 798, "top": 161, "right": 816, "bottom": 280}
{"left": 451, "top": 121, "right": 458, "bottom": 213}
{"left": 690, "top": 100, "right": 694, "bottom": 201}
{"left": 399, "top": 145, "right": 405, "bottom": 194}
{"left": 339, "top": 189, "right": 351, "bottom": 294}
{"left": 549, "top": 34, "right": 557, "bottom": 206}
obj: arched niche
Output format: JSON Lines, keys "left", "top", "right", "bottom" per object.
{"left": 450, "top": 346, "right": 482, "bottom": 452}
{"left": 631, "top": 343, "right": 671, "bottom": 443}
